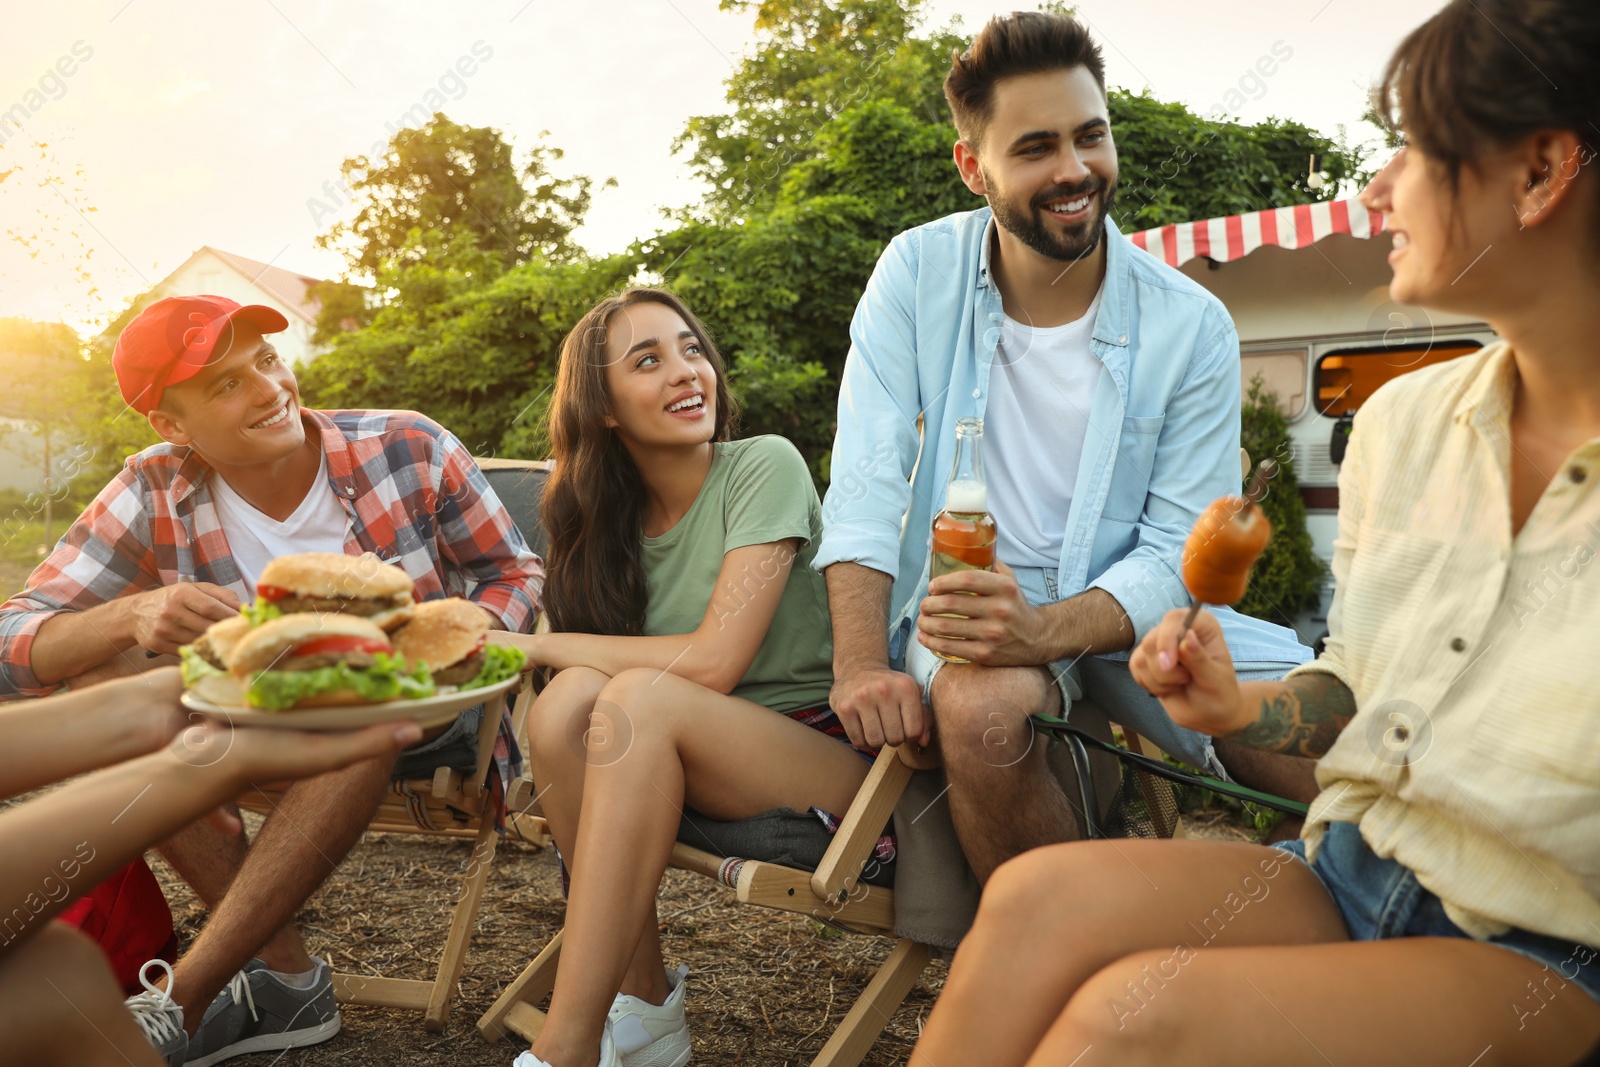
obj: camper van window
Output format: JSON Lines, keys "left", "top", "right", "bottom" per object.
{"left": 1315, "top": 342, "right": 1482, "bottom": 417}
{"left": 1241, "top": 349, "right": 1309, "bottom": 420}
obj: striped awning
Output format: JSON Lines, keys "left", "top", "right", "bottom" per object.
{"left": 1129, "top": 198, "right": 1387, "bottom": 269}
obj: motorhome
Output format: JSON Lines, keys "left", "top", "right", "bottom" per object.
{"left": 1132, "top": 199, "right": 1496, "bottom": 647}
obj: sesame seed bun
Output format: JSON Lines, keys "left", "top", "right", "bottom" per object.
{"left": 391, "top": 598, "right": 489, "bottom": 674}
{"left": 228, "top": 613, "right": 393, "bottom": 677}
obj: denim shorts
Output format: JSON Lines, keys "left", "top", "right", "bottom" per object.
{"left": 904, "top": 565, "right": 1283, "bottom": 777}
{"left": 1275, "top": 821, "right": 1600, "bottom": 1006}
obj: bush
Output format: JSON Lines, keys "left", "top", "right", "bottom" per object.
{"left": 1236, "top": 374, "right": 1327, "bottom": 625}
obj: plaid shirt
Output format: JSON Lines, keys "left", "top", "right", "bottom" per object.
{"left": 0, "top": 410, "right": 543, "bottom": 727}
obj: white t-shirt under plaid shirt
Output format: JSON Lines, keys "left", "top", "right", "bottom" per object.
{"left": 1291, "top": 341, "right": 1600, "bottom": 947}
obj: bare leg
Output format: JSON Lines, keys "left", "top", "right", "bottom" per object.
{"left": 525, "top": 667, "right": 674, "bottom": 1007}
{"left": 930, "top": 663, "right": 1072, "bottom": 883}
{"left": 0, "top": 924, "right": 164, "bottom": 1067}
{"left": 158, "top": 804, "right": 309, "bottom": 981}
{"left": 529, "top": 668, "right": 870, "bottom": 1067}
{"left": 160, "top": 751, "right": 398, "bottom": 1032}
{"left": 910, "top": 838, "right": 1348, "bottom": 1067}
{"left": 1036, "top": 939, "right": 1600, "bottom": 1066}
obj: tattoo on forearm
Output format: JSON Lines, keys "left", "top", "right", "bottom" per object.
{"left": 1227, "top": 675, "right": 1356, "bottom": 759}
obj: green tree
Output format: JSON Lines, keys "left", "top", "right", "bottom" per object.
{"left": 1109, "top": 93, "right": 1359, "bottom": 230}
{"left": 72, "top": 292, "right": 167, "bottom": 496}
{"left": 1236, "top": 375, "right": 1326, "bottom": 625}
{"left": 675, "top": 0, "right": 968, "bottom": 220}
{"left": 0, "top": 319, "right": 90, "bottom": 546}
{"left": 298, "top": 240, "right": 635, "bottom": 458}
{"left": 316, "top": 115, "right": 599, "bottom": 280}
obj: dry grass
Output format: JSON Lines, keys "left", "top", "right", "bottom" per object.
{"left": 150, "top": 805, "right": 1256, "bottom": 1066}
{"left": 151, "top": 823, "right": 947, "bottom": 1067}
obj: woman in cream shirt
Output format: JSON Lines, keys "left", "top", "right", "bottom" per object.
{"left": 908, "top": 1, "right": 1600, "bottom": 1064}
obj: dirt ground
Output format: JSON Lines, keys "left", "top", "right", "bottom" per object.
{"left": 150, "top": 809, "right": 1253, "bottom": 1066}
{"left": 152, "top": 826, "right": 944, "bottom": 1067}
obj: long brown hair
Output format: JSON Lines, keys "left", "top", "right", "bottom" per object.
{"left": 540, "top": 288, "right": 739, "bottom": 636}
{"left": 1376, "top": 0, "right": 1598, "bottom": 200}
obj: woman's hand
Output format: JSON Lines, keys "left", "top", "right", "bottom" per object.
{"left": 488, "top": 630, "right": 542, "bottom": 672}
{"left": 173, "top": 718, "right": 423, "bottom": 793}
{"left": 1128, "top": 608, "right": 1249, "bottom": 736}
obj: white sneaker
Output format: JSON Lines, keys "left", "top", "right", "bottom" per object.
{"left": 512, "top": 1021, "right": 622, "bottom": 1067}
{"left": 608, "top": 965, "right": 690, "bottom": 1067}
{"left": 124, "top": 959, "right": 188, "bottom": 1066}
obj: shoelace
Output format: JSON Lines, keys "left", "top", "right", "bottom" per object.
{"left": 126, "top": 959, "right": 183, "bottom": 1042}
{"left": 222, "top": 967, "right": 260, "bottom": 1024}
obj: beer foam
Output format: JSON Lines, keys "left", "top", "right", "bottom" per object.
{"left": 945, "top": 479, "right": 988, "bottom": 513}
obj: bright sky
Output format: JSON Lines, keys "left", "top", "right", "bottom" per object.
{"left": 0, "top": 0, "right": 1438, "bottom": 335}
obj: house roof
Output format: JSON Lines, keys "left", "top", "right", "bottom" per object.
{"left": 199, "top": 247, "right": 328, "bottom": 324}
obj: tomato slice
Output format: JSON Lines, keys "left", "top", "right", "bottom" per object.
{"left": 293, "top": 635, "right": 393, "bottom": 658}
{"left": 470, "top": 636, "right": 486, "bottom": 657}
{"left": 257, "top": 584, "right": 291, "bottom": 602}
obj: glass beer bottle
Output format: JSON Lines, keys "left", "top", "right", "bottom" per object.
{"left": 930, "top": 417, "right": 996, "bottom": 664}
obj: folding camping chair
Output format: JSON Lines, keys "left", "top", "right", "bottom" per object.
{"left": 233, "top": 679, "right": 529, "bottom": 1030}
{"left": 477, "top": 739, "right": 944, "bottom": 1067}
{"left": 231, "top": 458, "right": 555, "bottom": 1030}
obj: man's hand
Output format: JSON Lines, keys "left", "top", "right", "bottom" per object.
{"left": 129, "top": 583, "right": 241, "bottom": 654}
{"left": 830, "top": 662, "right": 929, "bottom": 749}
{"left": 916, "top": 562, "right": 1051, "bottom": 667}
{"left": 1128, "top": 607, "right": 1248, "bottom": 735}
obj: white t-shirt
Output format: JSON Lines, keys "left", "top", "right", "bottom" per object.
{"left": 210, "top": 451, "right": 350, "bottom": 590}
{"left": 984, "top": 286, "right": 1105, "bottom": 570}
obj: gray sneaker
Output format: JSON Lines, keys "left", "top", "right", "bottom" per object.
{"left": 185, "top": 957, "right": 340, "bottom": 1067}
{"left": 126, "top": 959, "right": 188, "bottom": 1066}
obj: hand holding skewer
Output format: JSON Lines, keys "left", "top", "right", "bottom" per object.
{"left": 1178, "top": 459, "right": 1277, "bottom": 638}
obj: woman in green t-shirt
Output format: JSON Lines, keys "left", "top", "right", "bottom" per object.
{"left": 491, "top": 288, "right": 876, "bottom": 1067}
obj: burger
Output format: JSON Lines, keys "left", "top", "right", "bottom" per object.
{"left": 246, "top": 552, "right": 415, "bottom": 630}
{"left": 227, "top": 613, "right": 435, "bottom": 710}
{"left": 391, "top": 598, "right": 527, "bottom": 690}
{"left": 179, "top": 615, "right": 254, "bottom": 686}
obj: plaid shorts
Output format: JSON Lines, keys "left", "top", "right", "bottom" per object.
{"left": 784, "top": 704, "right": 897, "bottom": 866}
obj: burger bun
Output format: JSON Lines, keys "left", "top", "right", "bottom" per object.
{"left": 392, "top": 598, "right": 490, "bottom": 672}
{"left": 229, "top": 614, "right": 393, "bottom": 677}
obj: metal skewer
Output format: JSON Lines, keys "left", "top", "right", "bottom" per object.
{"left": 1178, "top": 458, "right": 1277, "bottom": 642}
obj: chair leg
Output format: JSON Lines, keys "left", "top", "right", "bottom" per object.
{"left": 477, "top": 928, "right": 564, "bottom": 1042}
{"left": 810, "top": 939, "right": 932, "bottom": 1067}
{"left": 424, "top": 813, "right": 501, "bottom": 1031}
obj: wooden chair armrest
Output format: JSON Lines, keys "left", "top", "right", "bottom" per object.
{"left": 465, "top": 688, "right": 506, "bottom": 799}
{"left": 809, "top": 743, "right": 916, "bottom": 902}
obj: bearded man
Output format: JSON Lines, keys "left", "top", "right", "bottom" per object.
{"left": 814, "top": 11, "right": 1314, "bottom": 883}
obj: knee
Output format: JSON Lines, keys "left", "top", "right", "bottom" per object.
{"left": 0, "top": 925, "right": 127, "bottom": 1037}
{"left": 526, "top": 667, "right": 609, "bottom": 755}
{"left": 21, "top": 923, "right": 115, "bottom": 976}
{"left": 931, "top": 666, "right": 1047, "bottom": 766}
{"left": 1059, "top": 949, "right": 1196, "bottom": 1064}
{"left": 975, "top": 845, "right": 1075, "bottom": 928}
{"left": 594, "top": 667, "right": 676, "bottom": 721}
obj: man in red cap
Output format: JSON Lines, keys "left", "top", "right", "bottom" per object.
{"left": 0, "top": 295, "right": 544, "bottom": 1063}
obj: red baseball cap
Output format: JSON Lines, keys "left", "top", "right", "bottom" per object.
{"left": 113, "top": 295, "right": 290, "bottom": 415}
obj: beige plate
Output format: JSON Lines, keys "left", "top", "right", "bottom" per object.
{"left": 179, "top": 674, "right": 521, "bottom": 731}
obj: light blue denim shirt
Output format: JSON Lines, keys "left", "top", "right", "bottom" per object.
{"left": 815, "top": 207, "right": 1310, "bottom": 673}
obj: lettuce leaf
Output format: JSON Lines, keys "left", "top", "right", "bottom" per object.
{"left": 241, "top": 599, "right": 282, "bottom": 626}
{"left": 246, "top": 651, "right": 434, "bottom": 711}
{"left": 179, "top": 645, "right": 223, "bottom": 687}
{"left": 460, "top": 642, "right": 527, "bottom": 692}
